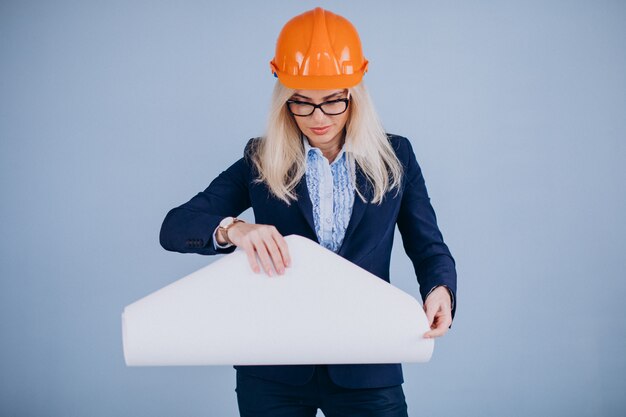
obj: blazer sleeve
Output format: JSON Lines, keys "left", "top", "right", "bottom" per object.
{"left": 159, "top": 140, "right": 255, "bottom": 255}
{"left": 394, "top": 136, "right": 457, "bottom": 318}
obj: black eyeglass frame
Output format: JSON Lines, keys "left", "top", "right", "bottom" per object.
{"left": 286, "top": 97, "right": 351, "bottom": 117}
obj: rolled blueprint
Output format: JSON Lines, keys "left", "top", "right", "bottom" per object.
{"left": 122, "top": 235, "right": 434, "bottom": 366}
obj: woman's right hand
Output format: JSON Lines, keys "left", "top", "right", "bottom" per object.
{"left": 225, "top": 222, "right": 291, "bottom": 276}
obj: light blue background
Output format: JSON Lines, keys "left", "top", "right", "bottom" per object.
{"left": 1, "top": 1, "right": 625, "bottom": 416}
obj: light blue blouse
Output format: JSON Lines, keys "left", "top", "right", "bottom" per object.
{"left": 303, "top": 137, "right": 355, "bottom": 253}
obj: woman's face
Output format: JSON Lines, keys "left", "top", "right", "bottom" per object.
{"left": 289, "top": 89, "right": 350, "bottom": 151}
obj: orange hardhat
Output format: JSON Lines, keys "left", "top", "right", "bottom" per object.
{"left": 270, "top": 7, "right": 369, "bottom": 89}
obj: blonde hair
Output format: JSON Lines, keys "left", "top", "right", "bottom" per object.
{"left": 251, "top": 81, "right": 403, "bottom": 204}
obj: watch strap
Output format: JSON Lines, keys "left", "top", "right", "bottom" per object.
{"left": 219, "top": 218, "right": 244, "bottom": 245}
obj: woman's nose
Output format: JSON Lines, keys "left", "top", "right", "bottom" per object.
{"left": 311, "top": 107, "right": 326, "bottom": 122}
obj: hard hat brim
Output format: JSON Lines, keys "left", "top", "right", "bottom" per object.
{"left": 274, "top": 71, "right": 365, "bottom": 90}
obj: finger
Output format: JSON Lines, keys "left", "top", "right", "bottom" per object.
{"left": 424, "top": 303, "right": 437, "bottom": 327}
{"left": 424, "top": 325, "right": 448, "bottom": 339}
{"left": 424, "top": 312, "right": 452, "bottom": 339}
{"left": 252, "top": 239, "right": 275, "bottom": 276}
{"left": 263, "top": 235, "right": 285, "bottom": 275}
{"left": 242, "top": 242, "right": 260, "bottom": 273}
{"left": 272, "top": 231, "right": 291, "bottom": 268}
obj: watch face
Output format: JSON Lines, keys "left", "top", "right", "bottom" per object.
{"left": 219, "top": 217, "right": 234, "bottom": 228}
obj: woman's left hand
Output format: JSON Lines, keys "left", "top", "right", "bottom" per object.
{"left": 423, "top": 286, "right": 453, "bottom": 339}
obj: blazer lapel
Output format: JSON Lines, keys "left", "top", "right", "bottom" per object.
{"left": 294, "top": 177, "right": 316, "bottom": 236}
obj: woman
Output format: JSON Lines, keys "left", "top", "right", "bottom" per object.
{"left": 160, "top": 7, "right": 456, "bottom": 417}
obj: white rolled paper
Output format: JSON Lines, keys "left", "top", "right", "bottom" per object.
{"left": 122, "top": 235, "right": 433, "bottom": 366}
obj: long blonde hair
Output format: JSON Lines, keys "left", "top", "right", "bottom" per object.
{"left": 251, "top": 81, "right": 403, "bottom": 204}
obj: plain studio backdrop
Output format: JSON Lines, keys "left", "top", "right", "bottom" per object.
{"left": 1, "top": 1, "right": 625, "bottom": 416}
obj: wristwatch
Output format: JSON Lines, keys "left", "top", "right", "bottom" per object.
{"left": 217, "top": 217, "right": 244, "bottom": 245}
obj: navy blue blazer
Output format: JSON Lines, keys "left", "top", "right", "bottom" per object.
{"left": 160, "top": 134, "right": 456, "bottom": 389}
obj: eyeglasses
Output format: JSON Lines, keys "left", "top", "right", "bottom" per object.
{"left": 286, "top": 97, "right": 350, "bottom": 117}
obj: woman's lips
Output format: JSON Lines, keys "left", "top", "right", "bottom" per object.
{"left": 310, "top": 126, "right": 331, "bottom": 135}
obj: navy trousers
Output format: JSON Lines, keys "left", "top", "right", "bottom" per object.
{"left": 235, "top": 366, "right": 409, "bottom": 417}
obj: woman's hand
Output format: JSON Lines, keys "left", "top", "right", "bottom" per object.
{"left": 423, "top": 286, "right": 453, "bottom": 339}
{"left": 226, "top": 222, "right": 291, "bottom": 276}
